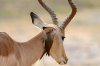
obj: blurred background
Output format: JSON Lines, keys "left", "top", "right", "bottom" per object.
{"left": 0, "top": 0, "right": 100, "bottom": 66}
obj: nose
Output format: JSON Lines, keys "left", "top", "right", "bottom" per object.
{"left": 59, "top": 58, "right": 68, "bottom": 65}
{"left": 65, "top": 58, "right": 68, "bottom": 64}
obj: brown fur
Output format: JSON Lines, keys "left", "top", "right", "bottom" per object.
{"left": 30, "top": 0, "right": 77, "bottom": 65}
{"left": 0, "top": 0, "right": 77, "bottom": 65}
{"left": 0, "top": 32, "right": 14, "bottom": 56}
{"left": 0, "top": 31, "right": 48, "bottom": 66}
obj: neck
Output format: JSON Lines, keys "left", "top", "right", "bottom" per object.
{"left": 17, "top": 31, "right": 46, "bottom": 66}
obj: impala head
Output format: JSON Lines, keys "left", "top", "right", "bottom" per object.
{"left": 30, "top": 0, "right": 77, "bottom": 65}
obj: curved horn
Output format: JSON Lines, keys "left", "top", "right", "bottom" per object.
{"left": 38, "top": 0, "right": 58, "bottom": 25}
{"left": 61, "top": 0, "right": 77, "bottom": 29}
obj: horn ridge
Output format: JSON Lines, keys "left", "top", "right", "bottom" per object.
{"left": 62, "top": 0, "right": 77, "bottom": 29}
{"left": 38, "top": 0, "right": 58, "bottom": 25}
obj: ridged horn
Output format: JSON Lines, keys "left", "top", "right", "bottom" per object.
{"left": 38, "top": 0, "right": 58, "bottom": 25}
{"left": 61, "top": 0, "right": 77, "bottom": 29}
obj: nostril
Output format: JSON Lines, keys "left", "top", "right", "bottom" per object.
{"left": 64, "top": 61, "right": 67, "bottom": 64}
{"left": 64, "top": 58, "right": 68, "bottom": 64}
{"left": 67, "top": 58, "right": 68, "bottom": 62}
{"left": 66, "top": 58, "right": 68, "bottom": 63}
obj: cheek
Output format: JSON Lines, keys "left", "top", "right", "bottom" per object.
{"left": 50, "top": 42, "right": 63, "bottom": 57}
{"left": 50, "top": 34, "right": 63, "bottom": 53}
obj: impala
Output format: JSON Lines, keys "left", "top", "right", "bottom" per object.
{"left": 0, "top": 0, "right": 77, "bottom": 66}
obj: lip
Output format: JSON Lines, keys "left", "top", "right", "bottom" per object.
{"left": 59, "top": 61, "right": 67, "bottom": 65}
{"left": 59, "top": 62, "right": 66, "bottom": 65}
{"left": 59, "top": 59, "right": 68, "bottom": 65}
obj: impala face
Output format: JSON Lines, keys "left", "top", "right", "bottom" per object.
{"left": 45, "top": 24, "right": 68, "bottom": 64}
{"left": 30, "top": 0, "right": 77, "bottom": 65}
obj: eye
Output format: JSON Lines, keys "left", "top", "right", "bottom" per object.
{"left": 62, "top": 36, "right": 65, "bottom": 41}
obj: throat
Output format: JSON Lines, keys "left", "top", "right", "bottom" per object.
{"left": 18, "top": 31, "right": 47, "bottom": 66}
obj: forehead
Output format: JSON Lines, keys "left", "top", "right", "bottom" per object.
{"left": 46, "top": 24, "right": 60, "bottom": 32}
{"left": 45, "top": 24, "right": 65, "bottom": 36}
{"left": 46, "top": 24, "right": 58, "bottom": 28}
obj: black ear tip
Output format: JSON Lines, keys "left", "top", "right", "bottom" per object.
{"left": 30, "top": 12, "right": 37, "bottom": 18}
{"left": 30, "top": 12, "right": 33, "bottom": 15}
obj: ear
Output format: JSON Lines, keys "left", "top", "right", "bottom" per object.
{"left": 30, "top": 12, "right": 46, "bottom": 28}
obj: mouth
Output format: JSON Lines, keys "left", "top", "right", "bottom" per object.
{"left": 59, "top": 58, "right": 68, "bottom": 65}
{"left": 59, "top": 61, "right": 67, "bottom": 65}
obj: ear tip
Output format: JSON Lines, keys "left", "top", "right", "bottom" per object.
{"left": 30, "top": 12, "right": 37, "bottom": 18}
{"left": 30, "top": 12, "right": 33, "bottom": 15}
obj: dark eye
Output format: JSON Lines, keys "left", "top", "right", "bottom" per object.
{"left": 62, "top": 36, "right": 65, "bottom": 40}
